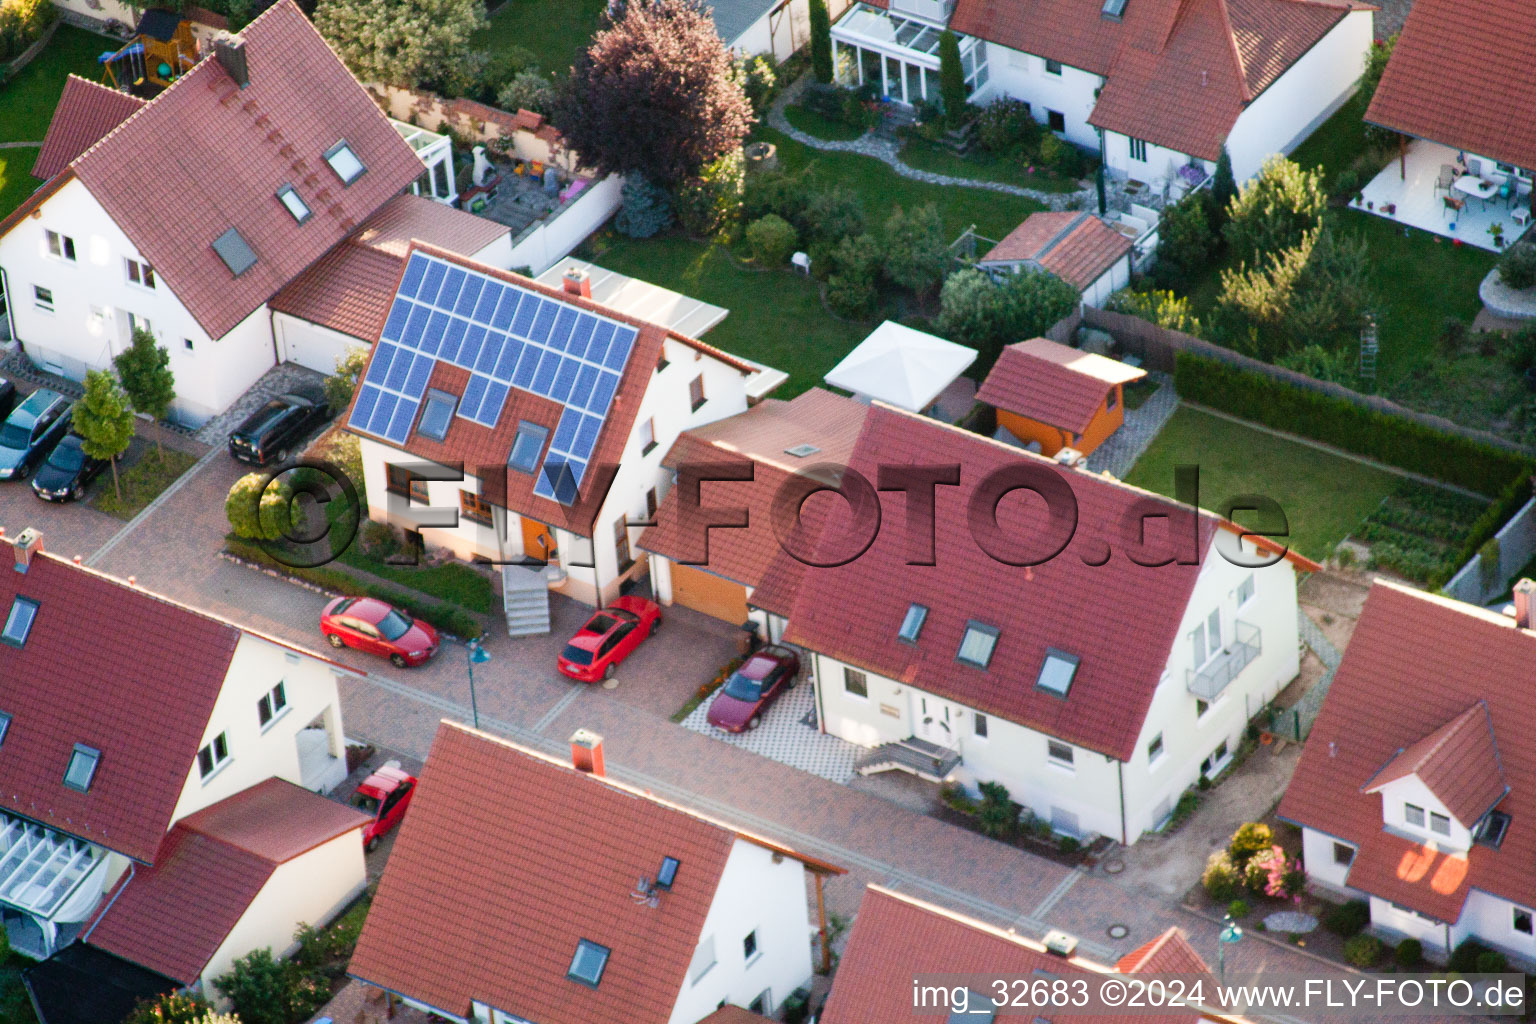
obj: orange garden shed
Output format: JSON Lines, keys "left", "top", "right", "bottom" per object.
{"left": 978, "top": 337, "right": 1146, "bottom": 457}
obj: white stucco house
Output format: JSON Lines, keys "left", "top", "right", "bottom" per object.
{"left": 829, "top": 0, "right": 1373, "bottom": 184}
{"left": 1280, "top": 580, "right": 1536, "bottom": 962}
{"left": 348, "top": 721, "right": 845, "bottom": 1024}
{"left": 0, "top": 527, "right": 356, "bottom": 961}
{"left": 709, "top": 0, "right": 854, "bottom": 63}
{"left": 679, "top": 403, "right": 1317, "bottom": 844}
{"left": 343, "top": 249, "right": 780, "bottom": 631}
{"left": 0, "top": 0, "right": 463, "bottom": 425}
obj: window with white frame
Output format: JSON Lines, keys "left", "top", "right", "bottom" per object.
{"left": 1404, "top": 802, "right": 1426, "bottom": 828}
{"left": 33, "top": 286, "right": 54, "bottom": 312}
{"left": 127, "top": 312, "right": 152, "bottom": 338}
{"left": 1047, "top": 739, "right": 1074, "bottom": 768}
{"left": 46, "top": 231, "right": 76, "bottom": 262}
{"left": 324, "top": 140, "right": 366, "bottom": 184}
{"left": 125, "top": 258, "right": 156, "bottom": 289}
{"left": 1333, "top": 842, "right": 1355, "bottom": 866}
{"left": 257, "top": 681, "right": 288, "bottom": 728}
{"left": 1190, "top": 611, "right": 1221, "bottom": 667}
{"left": 843, "top": 666, "right": 868, "bottom": 698}
{"left": 1146, "top": 732, "right": 1164, "bottom": 763}
{"left": 276, "top": 185, "right": 312, "bottom": 224}
{"left": 1129, "top": 137, "right": 1148, "bottom": 162}
{"left": 198, "top": 732, "right": 230, "bottom": 779}
{"left": 1430, "top": 812, "right": 1451, "bottom": 836}
{"left": 957, "top": 621, "right": 999, "bottom": 669}
{"left": 973, "top": 712, "right": 988, "bottom": 739}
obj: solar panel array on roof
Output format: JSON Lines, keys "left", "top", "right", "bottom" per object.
{"left": 349, "top": 253, "right": 638, "bottom": 502}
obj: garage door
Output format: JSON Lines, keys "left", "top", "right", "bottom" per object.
{"left": 670, "top": 564, "right": 749, "bottom": 624}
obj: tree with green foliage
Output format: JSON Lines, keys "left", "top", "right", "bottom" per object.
{"left": 72, "top": 370, "right": 134, "bottom": 501}
{"left": 1150, "top": 192, "right": 1218, "bottom": 290}
{"left": 226, "top": 473, "right": 293, "bottom": 542}
{"left": 313, "top": 0, "right": 485, "bottom": 87}
{"left": 882, "top": 203, "right": 948, "bottom": 299}
{"left": 746, "top": 213, "right": 798, "bottom": 266}
{"left": 736, "top": 54, "right": 778, "bottom": 116}
{"left": 937, "top": 30, "right": 966, "bottom": 125}
{"left": 1209, "top": 147, "right": 1236, "bottom": 230}
{"left": 935, "top": 267, "right": 1077, "bottom": 371}
{"left": 125, "top": 991, "right": 214, "bottom": 1024}
{"left": 673, "top": 148, "right": 746, "bottom": 236}
{"left": 495, "top": 70, "right": 555, "bottom": 116}
{"left": 1212, "top": 225, "right": 1372, "bottom": 360}
{"left": 113, "top": 327, "right": 176, "bottom": 458}
{"left": 214, "top": 948, "right": 325, "bottom": 1024}
{"left": 613, "top": 173, "right": 675, "bottom": 238}
{"left": 325, "top": 347, "right": 368, "bottom": 414}
{"left": 1223, "top": 155, "right": 1326, "bottom": 267}
{"left": 1359, "top": 35, "right": 1399, "bottom": 147}
{"left": 936, "top": 268, "right": 1005, "bottom": 350}
{"left": 809, "top": 0, "right": 833, "bottom": 83}
{"left": 825, "top": 234, "right": 884, "bottom": 318}
{"left": 554, "top": 0, "right": 753, "bottom": 188}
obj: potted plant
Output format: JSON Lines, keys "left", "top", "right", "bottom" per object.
{"left": 1490, "top": 223, "right": 1506, "bottom": 248}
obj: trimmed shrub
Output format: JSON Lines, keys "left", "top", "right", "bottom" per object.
{"left": 1499, "top": 244, "right": 1536, "bottom": 291}
{"left": 1229, "top": 826, "right": 1278, "bottom": 865}
{"left": 1324, "top": 899, "right": 1371, "bottom": 937}
{"left": 746, "top": 214, "right": 798, "bottom": 266}
{"left": 1449, "top": 938, "right": 1491, "bottom": 973}
{"left": 825, "top": 233, "right": 883, "bottom": 319}
{"left": 1150, "top": 192, "right": 1218, "bottom": 290}
{"left": 226, "top": 473, "right": 292, "bottom": 541}
{"left": 1202, "top": 851, "right": 1241, "bottom": 902}
{"left": 1058, "top": 836, "right": 1080, "bottom": 854}
{"left": 974, "top": 781, "right": 1017, "bottom": 838}
{"left": 214, "top": 947, "right": 326, "bottom": 1024}
{"left": 1343, "top": 934, "right": 1382, "bottom": 968}
{"left": 1478, "top": 950, "right": 1510, "bottom": 974}
{"left": 1395, "top": 938, "right": 1422, "bottom": 969}
{"left": 1173, "top": 352, "right": 1534, "bottom": 497}
{"left": 937, "top": 30, "right": 965, "bottom": 124}
{"left": 882, "top": 203, "right": 948, "bottom": 298}
{"left": 802, "top": 184, "right": 867, "bottom": 247}
{"left": 1227, "top": 899, "right": 1251, "bottom": 919}
{"left": 974, "top": 97, "right": 1039, "bottom": 156}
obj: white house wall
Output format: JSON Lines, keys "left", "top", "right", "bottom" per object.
{"left": 975, "top": 47, "right": 1102, "bottom": 153}
{"left": 505, "top": 175, "right": 623, "bottom": 278}
{"left": 1457, "top": 890, "right": 1536, "bottom": 964}
{"left": 1369, "top": 774, "right": 1474, "bottom": 851}
{"left": 167, "top": 633, "right": 347, "bottom": 824}
{"left": 0, "top": 178, "right": 280, "bottom": 425}
{"left": 1223, "top": 10, "right": 1373, "bottom": 180}
{"left": 667, "top": 839, "right": 814, "bottom": 1023}
{"left": 1101, "top": 132, "right": 1208, "bottom": 186}
{"left": 205, "top": 829, "right": 367, "bottom": 1000}
{"left": 1368, "top": 896, "right": 1453, "bottom": 956}
{"left": 1300, "top": 826, "right": 1355, "bottom": 894}
{"left": 274, "top": 314, "right": 367, "bottom": 377}
{"left": 50, "top": 0, "right": 137, "bottom": 27}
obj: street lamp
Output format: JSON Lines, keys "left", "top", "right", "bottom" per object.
{"left": 466, "top": 638, "right": 491, "bottom": 729}
{"left": 1218, "top": 914, "right": 1243, "bottom": 985}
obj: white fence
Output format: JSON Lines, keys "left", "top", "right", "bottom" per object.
{"left": 1444, "top": 496, "right": 1536, "bottom": 606}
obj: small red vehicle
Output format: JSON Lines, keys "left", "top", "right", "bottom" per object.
{"left": 352, "top": 761, "right": 417, "bottom": 852}
{"left": 707, "top": 645, "right": 801, "bottom": 732}
{"left": 557, "top": 595, "right": 662, "bottom": 682}
{"left": 320, "top": 596, "right": 439, "bottom": 668}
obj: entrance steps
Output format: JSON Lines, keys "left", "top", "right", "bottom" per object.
{"left": 502, "top": 564, "right": 551, "bottom": 637}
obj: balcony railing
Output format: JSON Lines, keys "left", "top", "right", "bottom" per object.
{"left": 888, "top": 0, "right": 954, "bottom": 24}
{"left": 1186, "top": 620, "right": 1261, "bottom": 701}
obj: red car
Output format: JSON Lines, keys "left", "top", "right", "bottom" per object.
{"left": 557, "top": 596, "right": 662, "bottom": 681}
{"left": 320, "top": 596, "right": 440, "bottom": 668}
{"left": 352, "top": 761, "right": 416, "bottom": 852}
{"left": 707, "top": 645, "right": 801, "bottom": 732}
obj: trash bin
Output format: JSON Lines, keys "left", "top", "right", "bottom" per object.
{"left": 737, "top": 620, "right": 760, "bottom": 656}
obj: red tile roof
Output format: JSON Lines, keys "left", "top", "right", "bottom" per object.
{"left": 821, "top": 887, "right": 1201, "bottom": 1024}
{"left": 775, "top": 405, "right": 1223, "bottom": 760}
{"left": 346, "top": 243, "right": 753, "bottom": 537}
{"left": 1364, "top": 0, "right": 1536, "bottom": 171}
{"left": 348, "top": 722, "right": 840, "bottom": 1023}
{"left": 979, "top": 212, "right": 1133, "bottom": 291}
{"left": 1116, "top": 928, "right": 1210, "bottom": 974}
{"left": 978, "top": 338, "right": 1146, "bottom": 434}
{"left": 65, "top": 0, "right": 423, "bottom": 340}
{"left": 697, "top": 1008, "right": 773, "bottom": 1024}
{"left": 637, "top": 390, "right": 869, "bottom": 589}
{"left": 86, "top": 779, "right": 367, "bottom": 984}
{"left": 0, "top": 546, "right": 239, "bottom": 863}
{"left": 1278, "top": 582, "right": 1536, "bottom": 923}
{"left": 31, "top": 76, "right": 144, "bottom": 182}
{"left": 1361, "top": 702, "right": 1507, "bottom": 830}
{"left": 949, "top": 0, "right": 1358, "bottom": 161}
{"left": 270, "top": 195, "right": 510, "bottom": 341}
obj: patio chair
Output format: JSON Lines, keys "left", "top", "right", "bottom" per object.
{"left": 1435, "top": 164, "right": 1455, "bottom": 195}
{"left": 1467, "top": 157, "right": 1483, "bottom": 176}
{"left": 1443, "top": 195, "right": 1465, "bottom": 219}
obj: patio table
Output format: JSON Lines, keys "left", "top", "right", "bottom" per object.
{"left": 1454, "top": 175, "right": 1497, "bottom": 202}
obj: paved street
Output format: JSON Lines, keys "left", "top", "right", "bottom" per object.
{"left": 14, "top": 449, "right": 1424, "bottom": 1021}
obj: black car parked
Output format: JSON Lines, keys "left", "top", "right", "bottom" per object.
{"left": 227, "top": 386, "right": 330, "bottom": 466}
{"left": 0, "top": 389, "right": 71, "bottom": 480}
{"left": 32, "top": 434, "right": 106, "bottom": 502}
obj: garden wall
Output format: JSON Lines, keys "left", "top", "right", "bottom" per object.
{"left": 1443, "top": 497, "right": 1536, "bottom": 605}
{"left": 505, "top": 172, "right": 622, "bottom": 277}
{"left": 368, "top": 84, "right": 596, "bottom": 177}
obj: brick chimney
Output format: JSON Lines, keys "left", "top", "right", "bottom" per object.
{"left": 215, "top": 37, "right": 248, "bottom": 89}
{"left": 13, "top": 528, "right": 42, "bottom": 574}
{"left": 562, "top": 267, "right": 591, "bottom": 299}
{"left": 570, "top": 728, "right": 605, "bottom": 776}
{"left": 1514, "top": 578, "right": 1536, "bottom": 629}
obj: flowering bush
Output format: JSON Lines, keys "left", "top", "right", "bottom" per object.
{"left": 1202, "top": 850, "right": 1241, "bottom": 902}
{"left": 1242, "top": 844, "right": 1303, "bottom": 898}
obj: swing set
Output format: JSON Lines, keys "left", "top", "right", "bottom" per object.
{"left": 99, "top": 9, "right": 199, "bottom": 94}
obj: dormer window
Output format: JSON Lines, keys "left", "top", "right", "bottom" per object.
{"left": 324, "top": 140, "right": 366, "bottom": 185}
{"left": 898, "top": 603, "right": 927, "bottom": 643}
{"left": 2, "top": 597, "right": 38, "bottom": 646}
{"left": 567, "top": 939, "right": 610, "bottom": 988}
{"left": 1036, "top": 648, "right": 1080, "bottom": 697}
{"left": 64, "top": 744, "right": 100, "bottom": 792}
{"left": 957, "top": 621, "right": 998, "bottom": 668}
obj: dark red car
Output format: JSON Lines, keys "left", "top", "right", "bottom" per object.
{"left": 557, "top": 595, "right": 662, "bottom": 681}
{"left": 352, "top": 761, "right": 416, "bottom": 852}
{"left": 707, "top": 645, "right": 800, "bottom": 732}
{"left": 320, "top": 596, "right": 440, "bottom": 668}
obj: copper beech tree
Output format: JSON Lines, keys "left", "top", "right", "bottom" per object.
{"left": 553, "top": 0, "right": 753, "bottom": 188}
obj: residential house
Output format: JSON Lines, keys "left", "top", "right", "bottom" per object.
{"left": 0, "top": 528, "right": 353, "bottom": 959}
{"left": 343, "top": 247, "right": 767, "bottom": 629}
{"left": 79, "top": 777, "right": 368, "bottom": 1002}
{"left": 978, "top": 337, "right": 1147, "bottom": 457}
{"left": 709, "top": 0, "right": 854, "bottom": 64}
{"left": 0, "top": 0, "right": 454, "bottom": 424}
{"left": 1279, "top": 580, "right": 1536, "bottom": 961}
{"left": 977, "top": 212, "right": 1135, "bottom": 308}
{"left": 829, "top": 0, "right": 1373, "bottom": 183}
{"left": 639, "top": 388, "right": 869, "bottom": 630}
{"left": 347, "top": 721, "right": 845, "bottom": 1023}
{"left": 755, "top": 404, "right": 1317, "bottom": 843}
{"left": 1356, "top": 0, "right": 1535, "bottom": 250}
{"left": 820, "top": 885, "right": 1222, "bottom": 1023}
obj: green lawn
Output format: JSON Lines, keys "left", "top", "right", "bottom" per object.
{"left": 91, "top": 447, "right": 199, "bottom": 520}
{"left": 897, "top": 137, "right": 1080, "bottom": 193}
{"left": 472, "top": 0, "right": 605, "bottom": 76}
{"left": 0, "top": 24, "right": 114, "bottom": 218}
{"left": 783, "top": 103, "right": 867, "bottom": 142}
{"left": 1124, "top": 405, "right": 1402, "bottom": 560}
{"left": 593, "top": 234, "right": 868, "bottom": 397}
{"left": 1287, "top": 92, "right": 1373, "bottom": 185}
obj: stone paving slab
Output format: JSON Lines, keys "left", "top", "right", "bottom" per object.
{"left": 1085, "top": 374, "right": 1178, "bottom": 478}
{"left": 682, "top": 682, "right": 860, "bottom": 784}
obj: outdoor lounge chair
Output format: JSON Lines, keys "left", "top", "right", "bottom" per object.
{"left": 1436, "top": 164, "right": 1455, "bottom": 195}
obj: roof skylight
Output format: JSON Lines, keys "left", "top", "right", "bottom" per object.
{"left": 898, "top": 603, "right": 928, "bottom": 644}
{"left": 0, "top": 711, "right": 10, "bottom": 747}
{"left": 63, "top": 744, "right": 100, "bottom": 793}
{"left": 785, "top": 443, "right": 821, "bottom": 458}
{"left": 508, "top": 421, "right": 550, "bottom": 475}
{"left": 276, "top": 185, "right": 311, "bottom": 224}
{"left": 324, "top": 140, "right": 366, "bottom": 185}
{"left": 212, "top": 227, "right": 258, "bottom": 277}
{"left": 1036, "top": 647, "right": 1080, "bottom": 697}
{"left": 417, "top": 389, "right": 457, "bottom": 442}
{"left": 2, "top": 597, "right": 38, "bottom": 647}
{"left": 956, "top": 621, "right": 998, "bottom": 669}
{"left": 656, "top": 855, "right": 680, "bottom": 890}
{"left": 567, "top": 939, "right": 610, "bottom": 988}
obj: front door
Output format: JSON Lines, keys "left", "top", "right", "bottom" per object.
{"left": 913, "top": 695, "right": 961, "bottom": 747}
{"left": 521, "top": 517, "right": 553, "bottom": 562}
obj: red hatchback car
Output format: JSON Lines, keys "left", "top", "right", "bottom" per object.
{"left": 320, "top": 596, "right": 440, "bottom": 668}
{"left": 557, "top": 595, "right": 662, "bottom": 681}
{"left": 351, "top": 761, "right": 416, "bottom": 852}
{"left": 707, "top": 645, "right": 800, "bottom": 732}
